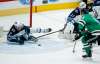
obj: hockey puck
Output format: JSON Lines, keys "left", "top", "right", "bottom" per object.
{"left": 38, "top": 44, "right": 41, "bottom": 46}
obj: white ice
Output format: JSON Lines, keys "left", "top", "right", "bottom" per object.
{"left": 0, "top": 9, "right": 100, "bottom": 64}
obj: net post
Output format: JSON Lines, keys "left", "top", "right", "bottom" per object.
{"left": 30, "top": 0, "right": 33, "bottom": 27}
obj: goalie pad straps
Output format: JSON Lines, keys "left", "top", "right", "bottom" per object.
{"left": 33, "top": 28, "right": 52, "bottom": 33}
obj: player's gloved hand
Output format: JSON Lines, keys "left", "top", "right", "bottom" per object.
{"left": 60, "top": 23, "right": 67, "bottom": 32}
{"left": 74, "top": 34, "right": 81, "bottom": 41}
{"left": 60, "top": 29, "right": 64, "bottom": 32}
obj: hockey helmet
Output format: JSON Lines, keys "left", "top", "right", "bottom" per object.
{"left": 79, "top": 2, "right": 86, "bottom": 9}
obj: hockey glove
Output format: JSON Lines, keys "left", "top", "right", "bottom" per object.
{"left": 74, "top": 33, "right": 82, "bottom": 41}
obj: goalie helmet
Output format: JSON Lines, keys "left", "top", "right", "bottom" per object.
{"left": 14, "top": 21, "right": 24, "bottom": 30}
{"left": 79, "top": 2, "right": 86, "bottom": 9}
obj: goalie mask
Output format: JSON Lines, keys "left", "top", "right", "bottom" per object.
{"left": 14, "top": 21, "right": 24, "bottom": 30}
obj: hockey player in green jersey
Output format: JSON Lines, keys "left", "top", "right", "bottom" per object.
{"left": 74, "top": 7, "right": 100, "bottom": 58}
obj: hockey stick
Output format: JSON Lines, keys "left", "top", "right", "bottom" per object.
{"left": 87, "top": 36, "right": 98, "bottom": 43}
{"left": 30, "top": 29, "right": 62, "bottom": 46}
{"left": 62, "top": 23, "right": 67, "bottom": 32}
{"left": 31, "top": 17, "right": 69, "bottom": 42}
{"left": 34, "top": 18, "right": 68, "bottom": 39}
{"left": 32, "top": 24, "right": 67, "bottom": 42}
{"left": 72, "top": 40, "right": 77, "bottom": 53}
{"left": 29, "top": 29, "right": 62, "bottom": 46}
{"left": 72, "top": 35, "right": 98, "bottom": 53}
{"left": 60, "top": 18, "right": 68, "bottom": 33}
{"left": 36, "top": 29, "right": 62, "bottom": 38}
{"left": 72, "top": 33, "right": 80, "bottom": 53}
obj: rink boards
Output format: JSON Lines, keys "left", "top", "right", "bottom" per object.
{"left": 0, "top": 2, "right": 79, "bottom": 16}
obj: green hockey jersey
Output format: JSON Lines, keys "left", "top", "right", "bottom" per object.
{"left": 78, "top": 14, "right": 100, "bottom": 35}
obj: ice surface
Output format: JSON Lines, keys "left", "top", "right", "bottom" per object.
{"left": 0, "top": 9, "right": 100, "bottom": 64}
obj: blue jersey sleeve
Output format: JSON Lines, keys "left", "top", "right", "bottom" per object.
{"left": 67, "top": 7, "right": 80, "bottom": 23}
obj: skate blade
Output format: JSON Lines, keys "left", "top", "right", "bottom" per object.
{"left": 82, "top": 57, "right": 93, "bottom": 61}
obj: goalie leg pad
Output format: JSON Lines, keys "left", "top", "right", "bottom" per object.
{"left": 33, "top": 28, "right": 52, "bottom": 33}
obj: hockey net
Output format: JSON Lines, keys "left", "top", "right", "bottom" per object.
{"left": 0, "top": 0, "right": 39, "bottom": 32}
{"left": 0, "top": 0, "right": 31, "bottom": 41}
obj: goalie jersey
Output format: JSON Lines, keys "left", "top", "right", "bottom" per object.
{"left": 7, "top": 25, "right": 30, "bottom": 41}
